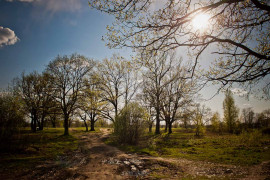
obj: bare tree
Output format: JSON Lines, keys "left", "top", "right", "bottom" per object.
{"left": 160, "top": 56, "right": 197, "bottom": 134}
{"left": 242, "top": 107, "right": 255, "bottom": 128}
{"left": 141, "top": 52, "right": 174, "bottom": 134}
{"left": 46, "top": 54, "right": 94, "bottom": 135}
{"left": 96, "top": 54, "right": 138, "bottom": 122}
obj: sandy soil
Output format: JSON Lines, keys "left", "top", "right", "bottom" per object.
{"left": 8, "top": 129, "right": 270, "bottom": 180}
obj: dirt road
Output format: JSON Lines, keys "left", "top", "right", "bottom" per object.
{"left": 20, "top": 129, "right": 270, "bottom": 179}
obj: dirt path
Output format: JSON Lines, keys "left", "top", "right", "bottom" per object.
{"left": 20, "top": 129, "right": 270, "bottom": 180}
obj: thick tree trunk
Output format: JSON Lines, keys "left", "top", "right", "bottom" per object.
{"left": 168, "top": 122, "right": 172, "bottom": 134}
{"left": 84, "top": 120, "right": 88, "bottom": 132}
{"left": 64, "top": 114, "right": 69, "bottom": 135}
{"left": 90, "top": 119, "right": 95, "bottom": 131}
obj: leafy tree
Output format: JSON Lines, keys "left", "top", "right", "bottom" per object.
{"left": 89, "top": 0, "right": 270, "bottom": 97}
{"left": 77, "top": 76, "right": 105, "bottom": 131}
{"left": 223, "top": 89, "right": 239, "bottom": 133}
{"left": 192, "top": 104, "right": 211, "bottom": 136}
{"left": 210, "top": 112, "right": 220, "bottom": 133}
{"left": 46, "top": 54, "right": 94, "bottom": 135}
{"left": 0, "top": 91, "right": 25, "bottom": 139}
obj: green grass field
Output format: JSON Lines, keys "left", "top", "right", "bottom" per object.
{"left": 106, "top": 128, "right": 270, "bottom": 166}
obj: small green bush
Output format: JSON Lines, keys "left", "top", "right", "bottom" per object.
{"left": 114, "top": 102, "right": 146, "bottom": 145}
{"left": 238, "top": 130, "right": 263, "bottom": 147}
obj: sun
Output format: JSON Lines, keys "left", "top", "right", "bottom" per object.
{"left": 192, "top": 13, "right": 210, "bottom": 30}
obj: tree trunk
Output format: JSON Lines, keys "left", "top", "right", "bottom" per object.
{"left": 31, "top": 118, "right": 34, "bottom": 132}
{"left": 84, "top": 120, "right": 88, "bottom": 132}
{"left": 90, "top": 118, "right": 95, "bottom": 131}
{"left": 165, "top": 121, "right": 168, "bottom": 132}
{"left": 51, "top": 117, "right": 56, "bottom": 128}
{"left": 155, "top": 110, "right": 160, "bottom": 134}
{"left": 64, "top": 114, "right": 69, "bottom": 135}
{"left": 39, "top": 116, "right": 45, "bottom": 130}
{"left": 149, "top": 124, "right": 152, "bottom": 133}
{"left": 168, "top": 122, "right": 172, "bottom": 134}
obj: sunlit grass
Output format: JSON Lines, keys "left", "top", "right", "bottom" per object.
{"left": 106, "top": 128, "right": 270, "bottom": 165}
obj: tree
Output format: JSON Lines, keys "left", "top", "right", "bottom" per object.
{"left": 114, "top": 102, "right": 146, "bottom": 145}
{"left": 89, "top": 0, "right": 270, "bottom": 97}
{"left": 192, "top": 104, "right": 211, "bottom": 136}
{"left": 46, "top": 54, "right": 94, "bottom": 135}
{"left": 136, "top": 92, "right": 155, "bottom": 133}
{"left": 77, "top": 77, "right": 105, "bottom": 131}
{"left": 210, "top": 112, "right": 220, "bottom": 133}
{"left": 96, "top": 54, "right": 138, "bottom": 122}
{"left": 160, "top": 56, "right": 197, "bottom": 134}
{"left": 141, "top": 52, "right": 174, "bottom": 134}
{"left": 242, "top": 107, "right": 255, "bottom": 128}
{"left": 0, "top": 90, "right": 25, "bottom": 140}
{"left": 223, "top": 89, "right": 239, "bottom": 133}
{"left": 15, "top": 72, "right": 51, "bottom": 132}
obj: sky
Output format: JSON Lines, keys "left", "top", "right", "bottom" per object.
{"left": 0, "top": 0, "right": 269, "bottom": 116}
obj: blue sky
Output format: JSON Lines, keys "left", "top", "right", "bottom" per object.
{"left": 0, "top": 0, "right": 269, "bottom": 116}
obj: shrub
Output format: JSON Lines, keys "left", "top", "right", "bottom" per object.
{"left": 114, "top": 102, "right": 146, "bottom": 145}
{"left": 238, "top": 129, "right": 263, "bottom": 147}
{"left": 0, "top": 93, "right": 25, "bottom": 140}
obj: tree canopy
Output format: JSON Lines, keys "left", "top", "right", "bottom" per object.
{"left": 89, "top": 0, "right": 270, "bottom": 97}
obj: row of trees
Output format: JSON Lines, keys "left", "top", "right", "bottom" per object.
{"left": 1, "top": 52, "right": 269, "bottom": 139}
{"left": 0, "top": 51, "right": 200, "bottom": 137}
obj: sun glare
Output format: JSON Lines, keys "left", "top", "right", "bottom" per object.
{"left": 192, "top": 13, "right": 210, "bottom": 30}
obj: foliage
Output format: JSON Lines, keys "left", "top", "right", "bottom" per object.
{"left": 114, "top": 102, "right": 146, "bottom": 145}
{"left": 223, "top": 89, "right": 239, "bottom": 133}
{"left": 210, "top": 112, "right": 220, "bottom": 133}
{"left": 0, "top": 92, "right": 25, "bottom": 140}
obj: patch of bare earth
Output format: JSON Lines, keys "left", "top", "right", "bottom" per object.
{"left": 5, "top": 129, "right": 270, "bottom": 180}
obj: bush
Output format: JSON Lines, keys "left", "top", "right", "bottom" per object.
{"left": 238, "top": 130, "right": 263, "bottom": 147}
{"left": 114, "top": 103, "right": 146, "bottom": 145}
{"left": 0, "top": 93, "right": 25, "bottom": 140}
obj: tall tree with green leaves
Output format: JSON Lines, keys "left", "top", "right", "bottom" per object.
{"left": 223, "top": 89, "right": 239, "bottom": 133}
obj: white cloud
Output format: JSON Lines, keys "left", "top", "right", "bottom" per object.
{"left": 231, "top": 88, "right": 248, "bottom": 96}
{"left": 6, "top": 0, "right": 37, "bottom": 2}
{"left": 0, "top": 26, "right": 19, "bottom": 47}
{"left": 6, "top": 0, "right": 82, "bottom": 13}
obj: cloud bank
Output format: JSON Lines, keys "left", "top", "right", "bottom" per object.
{"left": 0, "top": 26, "right": 19, "bottom": 47}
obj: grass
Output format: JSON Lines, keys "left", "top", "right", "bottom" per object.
{"left": 0, "top": 127, "right": 95, "bottom": 173}
{"left": 105, "top": 128, "right": 270, "bottom": 166}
